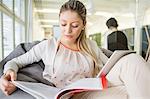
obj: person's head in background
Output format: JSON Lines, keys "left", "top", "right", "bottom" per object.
{"left": 59, "top": 0, "right": 98, "bottom": 76}
{"left": 106, "top": 17, "right": 118, "bottom": 31}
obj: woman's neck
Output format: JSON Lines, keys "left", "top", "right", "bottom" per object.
{"left": 60, "top": 39, "right": 78, "bottom": 50}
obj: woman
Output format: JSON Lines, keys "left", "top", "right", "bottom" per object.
{"left": 0, "top": 0, "right": 150, "bottom": 99}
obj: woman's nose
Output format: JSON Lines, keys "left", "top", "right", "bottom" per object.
{"left": 66, "top": 25, "right": 72, "bottom": 34}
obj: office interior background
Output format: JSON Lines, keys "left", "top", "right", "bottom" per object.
{"left": 0, "top": 0, "right": 150, "bottom": 61}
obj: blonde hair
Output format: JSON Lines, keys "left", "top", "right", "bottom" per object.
{"left": 59, "top": 0, "right": 100, "bottom": 76}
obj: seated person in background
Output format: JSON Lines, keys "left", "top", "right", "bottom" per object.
{"left": 103, "top": 17, "right": 128, "bottom": 52}
{"left": 0, "top": 0, "right": 149, "bottom": 99}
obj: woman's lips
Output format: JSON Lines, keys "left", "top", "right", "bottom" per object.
{"left": 65, "top": 35, "right": 73, "bottom": 38}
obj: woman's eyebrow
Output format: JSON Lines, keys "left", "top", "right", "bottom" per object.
{"left": 60, "top": 20, "right": 80, "bottom": 23}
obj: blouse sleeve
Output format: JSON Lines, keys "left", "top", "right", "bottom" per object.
{"left": 98, "top": 48, "right": 108, "bottom": 65}
{"left": 3, "top": 40, "right": 48, "bottom": 74}
{"left": 88, "top": 39, "right": 108, "bottom": 66}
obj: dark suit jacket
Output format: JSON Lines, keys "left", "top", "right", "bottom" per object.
{"left": 107, "top": 31, "right": 128, "bottom": 52}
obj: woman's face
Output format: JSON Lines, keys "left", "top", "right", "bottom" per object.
{"left": 59, "top": 10, "right": 85, "bottom": 44}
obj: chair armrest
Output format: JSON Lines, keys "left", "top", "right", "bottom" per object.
{"left": 100, "top": 48, "right": 113, "bottom": 58}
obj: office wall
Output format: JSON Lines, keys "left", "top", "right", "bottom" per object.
{"left": 143, "top": 8, "right": 150, "bottom": 25}
{"left": 32, "top": 11, "right": 45, "bottom": 41}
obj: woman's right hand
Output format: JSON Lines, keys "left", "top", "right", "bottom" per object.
{"left": 0, "top": 69, "right": 17, "bottom": 95}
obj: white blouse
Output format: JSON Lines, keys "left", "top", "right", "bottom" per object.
{"left": 49, "top": 42, "right": 94, "bottom": 87}
{"left": 4, "top": 38, "right": 108, "bottom": 88}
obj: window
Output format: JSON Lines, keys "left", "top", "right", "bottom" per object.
{"left": 14, "top": 0, "right": 25, "bottom": 46}
{"left": 0, "top": 0, "right": 27, "bottom": 59}
{"left": 2, "top": 0, "right": 13, "bottom": 11}
{"left": 3, "top": 14, "right": 14, "bottom": 57}
{"left": 15, "top": 0, "right": 25, "bottom": 21}
{"left": 15, "top": 21, "right": 25, "bottom": 46}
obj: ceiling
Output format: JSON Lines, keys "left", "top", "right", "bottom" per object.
{"left": 33, "top": 0, "right": 150, "bottom": 32}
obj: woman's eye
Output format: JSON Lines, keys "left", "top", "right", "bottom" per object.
{"left": 72, "top": 25, "right": 78, "bottom": 28}
{"left": 61, "top": 24, "right": 66, "bottom": 26}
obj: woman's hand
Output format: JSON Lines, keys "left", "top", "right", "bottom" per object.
{"left": 0, "top": 69, "right": 17, "bottom": 95}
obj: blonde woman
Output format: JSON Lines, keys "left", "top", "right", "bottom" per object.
{"left": 0, "top": 0, "right": 150, "bottom": 99}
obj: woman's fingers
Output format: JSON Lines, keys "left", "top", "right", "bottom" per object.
{"left": 0, "top": 76, "right": 11, "bottom": 95}
{"left": 10, "top": 71, "right": 17, "bottom": 81}
{"left": 1, "top": 79, "right": 16, "bottom": 95}
{"left": 2, "top": 77, "right": 10, "bottom": 87}
{"left": 0, "top": 70, "right": 17, "bottom": 95}
{"left": 4, "top": 84, "right": 16, "bottom": 95}
{"left": 4, "top": 69, "right": 17, "bottom": 81}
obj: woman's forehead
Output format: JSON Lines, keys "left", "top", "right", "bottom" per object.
{"left": 59, "top": 10, "right": 82, "bottom": 21}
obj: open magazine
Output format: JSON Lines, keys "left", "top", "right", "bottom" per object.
{"left": 12, "top": 50, "right": 135, "bottom": 99}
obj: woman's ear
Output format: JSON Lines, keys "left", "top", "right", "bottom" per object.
{"left": 82, "top": 25, "right": 86, "bottom": 30}
{"left": 82, "top": 27, "right": 85, "bottom": 30}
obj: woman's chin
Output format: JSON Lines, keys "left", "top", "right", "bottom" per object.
{"left": 64, "top": 36, "right": 73, "bottom": 41}
{"left": 65, "top": 38, "right": 76, "bottom": 43}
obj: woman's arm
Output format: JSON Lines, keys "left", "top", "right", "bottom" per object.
{"left": 88, "top": 39, "right": 109, "bottom": 76}
{"left": 98, "top": 48, "right": 109, "bottom": 65}
{"left": 88, "top": 39, "right": 109, "bottom": 65}
{"left": 3, "top": 40, "right": 48, "bottom": 74}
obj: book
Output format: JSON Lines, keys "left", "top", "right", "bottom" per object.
{"left": 13, "top": 78, "right": 102, "bottom": 99}
{"left": 97, "top": 50, "right": 135, "bottom": 77}
{"left": 12, "top": 50, "right": 134, "bottom": 99}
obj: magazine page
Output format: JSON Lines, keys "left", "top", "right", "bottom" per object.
{"left": 55, "top": 89, "right": 86, "bottom": 99}
{"left": 13, "top": 78, "right": 103, "bottom": 99}
{"left": 12, "top": 81, "right": 61, "bottom": 99}
{"left": 65, "top": 78, "right": 102, "bottom": 89}
{"left": 55, "top": 78, "right": 102, "bottom": 99}
{"left": 97, "top": 50, "right": 135, "bottom": 77}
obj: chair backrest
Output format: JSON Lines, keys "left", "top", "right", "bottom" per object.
{"left": 100, "top": 48, "right": 113, "bottom": 58}
{"left": 107, "top": 31, "right": 128, "bottom": 52}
